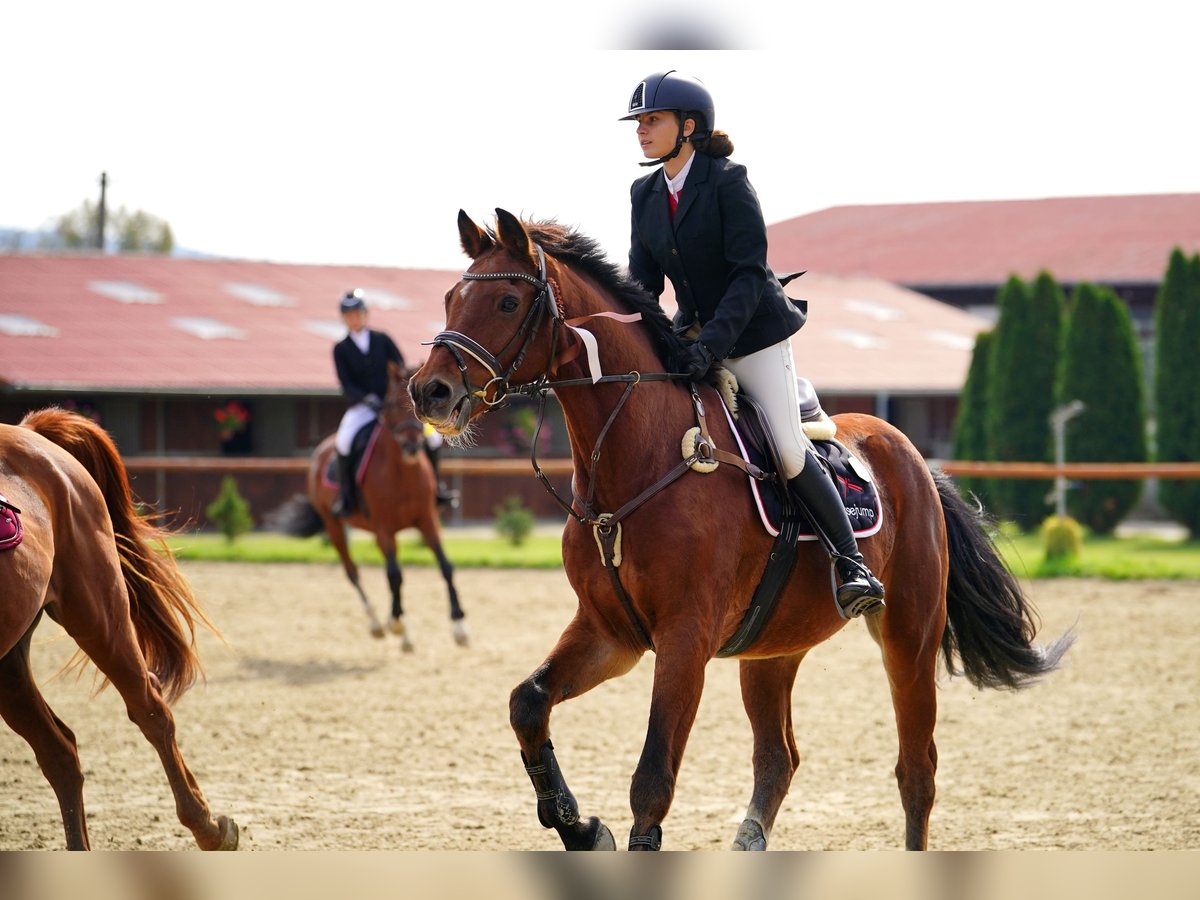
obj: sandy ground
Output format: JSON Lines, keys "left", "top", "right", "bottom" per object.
{"left": 1, "top": 562, "right": 1197, "bottom": 851}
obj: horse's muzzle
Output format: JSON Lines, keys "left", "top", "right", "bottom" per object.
{"left": 411, "top": 376, "right": 473, "bottom": 436}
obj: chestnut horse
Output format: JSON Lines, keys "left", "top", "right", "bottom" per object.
{"left": 289, "top": 361, "right": 465, "bottom": 650}
{"left": 0, "top": 408, "right": 237, "bottom": 850}
{"left": 410, "top": 209, "right": 1074, "bottom": 851}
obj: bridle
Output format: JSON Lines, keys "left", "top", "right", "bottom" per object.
{"left": 425, "top": 244, "right": 563, "bottom": 410}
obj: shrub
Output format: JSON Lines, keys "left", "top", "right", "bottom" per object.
{"left": 494, "top": 495, "right": 534, "bottom": 546}
{"left": 206, "top": 476, "right": 254, "bottom": 543}
{"left": 1037, "top": 515, "right": 1084, "bottom": 577}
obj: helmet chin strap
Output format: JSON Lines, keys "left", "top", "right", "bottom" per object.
{"left": 639, "top": 123, "right": 688, "bottom": 168}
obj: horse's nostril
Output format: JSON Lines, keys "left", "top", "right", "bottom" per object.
{"left": 424, "top": 380, "right": 452, "bottom": 404}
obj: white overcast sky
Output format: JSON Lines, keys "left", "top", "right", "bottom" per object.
{"left": 5, "top": 0, "right": 1197, "bottom": 272}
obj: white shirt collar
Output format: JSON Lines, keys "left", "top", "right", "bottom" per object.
{"left": 350, "top": 328, "right": 370, "bottom": 354}
{"left": 664, "top": 152, "right": 696, "bottom": 201}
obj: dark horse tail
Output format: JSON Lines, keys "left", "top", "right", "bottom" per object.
{"left": 21, "top": 407, "right": 214, "bottom": 703}
{"left": 935, "top": 470, "right": 1075, "bottom": 690}
{"left": 267, "top": 493, "right": 325, "bottom": 538}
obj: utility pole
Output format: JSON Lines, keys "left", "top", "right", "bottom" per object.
{"left": 96, "top": 171, "right": 108, "bottom": 252}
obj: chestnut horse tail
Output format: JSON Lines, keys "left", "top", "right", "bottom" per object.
{"left": 934, "top": 470, "right": 1075, "bottom": 690}
{"left": 21, "top": 407, "right": 215, "bottom": 703}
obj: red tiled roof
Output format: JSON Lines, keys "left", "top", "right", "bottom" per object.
{"left": 766, "top": 193, "right": 1200, "bottom": 286}
{"left": 0, "top": 255, "right": 988, "bottom": 395}
{"left": 0, "top": 256, "right": 458, "bottom": 393}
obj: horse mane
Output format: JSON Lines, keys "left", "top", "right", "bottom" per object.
{"left": 502, "top": 219, "right": 689, "bottom": 367}
{"left": 20, "top": 406, "right": 216, "bottom": 702}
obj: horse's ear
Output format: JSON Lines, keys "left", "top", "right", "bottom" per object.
{"left": 458, "top": 209, "right": 493, "bottom": 260}
{"left": 494, "top": 208, "right": 536, "bottom": 267}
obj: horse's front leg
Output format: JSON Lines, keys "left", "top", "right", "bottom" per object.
{"left": 376, "top": 534, "right": 413, "bottom": 652}
{"left": 416, "top": 517, "right": 467, "bottom": 647}
{"left": 627, "top": 632, "right": 709, "bottom": 850}
{"left": 732, "top": 653, "right": 806, "bottom": 850}
{"left": 509, "top": 612, "right": 641, "bottom": 850}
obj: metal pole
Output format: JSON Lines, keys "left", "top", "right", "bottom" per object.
{"left": 97, "top": 172, "right": 108, "bottom": 252}
{"left": 1049, "top": 400, "right": 1085, "bottom": 517}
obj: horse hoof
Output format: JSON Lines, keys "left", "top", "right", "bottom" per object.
{"left": 593, "top": 821, "right": 615, "bottom": 850}
{"left": 731, "top": 818, "right": 766, "bottom": 851}
{"left": 389, "top": 616, "right": 406, "bottom": 636}
{"left": 369, "top": 623, "right": 385, "bottom": 639}
{"left": 216, "top": 815, "right": 239, "bottom": 851}
{"left": 452, "top": 621, "right": 469, "bottom": 647}
{"left": 400, "top": 638, "right": 415, "bottom": 653}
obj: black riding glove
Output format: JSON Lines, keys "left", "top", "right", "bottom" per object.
{"left": 681, "top": 341, "right": 716, "bottom": 381}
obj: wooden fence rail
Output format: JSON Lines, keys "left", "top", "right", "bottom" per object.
{"left": 122, "top": 456, "right": 1200, "bottom": 480}
{"left": 932, "top": 461, "right": 1200, "bottom": 479}
{"left": 122, "top": 456, "right": 578, "bottom": 476}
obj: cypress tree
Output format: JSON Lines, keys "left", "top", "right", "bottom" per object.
{"left": 986, "top": 273, "right": 1062, "bottom": 529}
{"left": 1060, "top": 283, "right": 1148, "bottom": 533}
{"left": 1154, "top": 249, "right": 1200, "bottom": 535}
{"left": 951, "top": 329, "right": 996, "bottom": 507}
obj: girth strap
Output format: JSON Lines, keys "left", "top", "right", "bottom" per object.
{"left": 715, "top": 510, "right": 804, "bottom": 657}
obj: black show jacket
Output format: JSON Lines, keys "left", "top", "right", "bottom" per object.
{"left": 332, "top": 330, "right": 405, "bottom": 405}
{"left": 628, "top": 152, "right": 805, "bottom": 360}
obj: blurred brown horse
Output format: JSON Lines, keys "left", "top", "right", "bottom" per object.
{"left": 293, "top": 361, "right": 465, "bottom": 650}
{"left": 410, "top": 209, "right": 1073, "bottom": 851}
{"left": 0, "top": 408, "right": 237, "bottom": 850}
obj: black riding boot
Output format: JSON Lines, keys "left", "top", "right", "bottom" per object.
{"left": 425, "top": 444, "right": 460, "bottom": 509}
{"left": 788, "top": 449, "right": 885, "bottom": 619}
{"left": 331, "top": 453, "right": 357, "bottom": 517}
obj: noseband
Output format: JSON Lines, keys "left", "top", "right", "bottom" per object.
{"left": 424, "top": 244, "right": 561, "bottom": 409}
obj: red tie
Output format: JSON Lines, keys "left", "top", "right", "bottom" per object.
{"left": 668, "top": 190, "right": 679, "bottom": 220}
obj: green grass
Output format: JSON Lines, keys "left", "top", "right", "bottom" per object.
{"left": 168, "top": 524, "right": 1200, "bottom": 580}
{"left": 170, "top": 530, "right": 566, "bottom": 569}
{"left": 995, "top": 528, "right": 1200, "bottom": 580}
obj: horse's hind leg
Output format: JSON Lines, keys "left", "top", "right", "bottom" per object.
{"left": 867, "top": 600, "right": 941, "bottom": 850}
{"left": 732, "top": 652, "right": 807, "bottom": 850}
{"left": 57, "top": 580, "right": 236, "bottom": 850}
{"left": 0, "top": 627, "right": 90, "bottom": 849}
{"left": 510, "top": 612, "right": 641, "bottom": 850}
{"left": 324, "top": 514, "right": 385, "bottom": 638}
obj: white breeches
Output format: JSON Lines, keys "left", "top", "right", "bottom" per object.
{"left": 724, "top": 337, "right": 815, "bottom": 480}
{"left": 335, "top": 403, "right": 377, "bottom": 455}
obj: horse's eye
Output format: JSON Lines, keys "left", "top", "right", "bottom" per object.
{"left": 499, "top": 295, "right": 520, "bottom": 313}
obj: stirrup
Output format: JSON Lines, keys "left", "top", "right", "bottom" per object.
{"left": 833, "top": 557, "right": 885, "bottom": 620}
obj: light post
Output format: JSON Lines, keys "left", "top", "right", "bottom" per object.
{"left": 1049, "top": 400, "right": 1085, "bottom": 517}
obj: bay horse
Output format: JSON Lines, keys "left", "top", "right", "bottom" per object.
{"left": 288, "top": 361, "right": 466, "bottom": 650}
{"left": 410, "top": 209, "right": 1075, "bottom": 851}
{"left": 0, "top": 407, "right": 238, "bottom": 850}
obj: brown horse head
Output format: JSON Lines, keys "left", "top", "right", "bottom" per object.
{"left": 412, "top": 207, "right": 676, "bottom": 441}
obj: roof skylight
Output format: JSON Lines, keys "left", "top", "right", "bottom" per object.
{"left": 844, "top": 298, "right": 904, "bottom": 322}
{"left": 359, "top": 289, "right": 412, "bottom": 311}
{"left": 171, "top": 317, "right": 247, "bottom": 340}
{"left": 0, "top": 314, "right": 58, "bottom": 337}
{"left": 89, "top": 280, "right": 163, "bottom": 304}
{"left": 304, "top": 320, "right": 348, "bottom": 341}
{"left": 830, "top": 328, "right": 887, "bottom": 350}
{"left": 225, "top": 283, "right": 296, "bottom": 307}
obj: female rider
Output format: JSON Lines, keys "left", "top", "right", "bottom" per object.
{"left": 621, "top": 70, "right": 885, "bottom": 618}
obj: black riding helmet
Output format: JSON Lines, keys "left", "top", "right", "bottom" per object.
{"left": 620, "top": 70, "right": 714, "bottom": 166}
{"left": 339, "top": 288, "right": 366, "bottom": 313}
